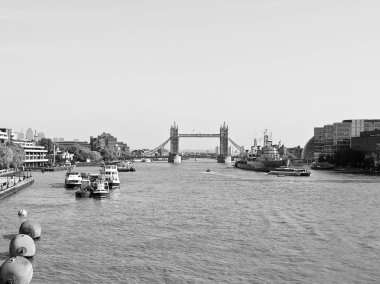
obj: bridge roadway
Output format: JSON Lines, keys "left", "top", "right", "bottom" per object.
{"left": 178, "top": 134, "right": 220, "bottom": 138}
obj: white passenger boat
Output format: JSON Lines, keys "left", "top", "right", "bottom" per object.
{"left": 268, "top": 166, "right": 311, "bottom": 176}
{"left": 100, "top": 165, "right": 120, "bottom": 189}
{"left": 64, "top": 172, "right": 82, "bottom": 189}
{"left": 92, "top": 179, "right": 110, "bottom": 198}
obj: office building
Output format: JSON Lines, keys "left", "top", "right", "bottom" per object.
{"left": 38, "top": 132, "right": 45, "bottom": 140}
{"left": 313, "top": 119, "right": 380, "bottom": 160}
{"left": 25, "top": 128, "right": 34, "bottom": 140}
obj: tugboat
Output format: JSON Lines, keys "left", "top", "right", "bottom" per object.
{"left": 92, "top": 179, "right": 110, "bottom": 198}
{"left": 75, "top": 178, "right": 93, "bottom": 197}
{"left": 235, "top": 130, "right": 286, "bottom": 172}
{"left": 100, "top": 165, "right": 120, "bottom": 189}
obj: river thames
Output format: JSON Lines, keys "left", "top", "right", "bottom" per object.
{"left": 1, "top": 160, "right": 379, "bottom": 283}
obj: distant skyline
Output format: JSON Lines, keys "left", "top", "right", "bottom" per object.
{"left": 1, "top": 0, "right": 380, "bottom": 150}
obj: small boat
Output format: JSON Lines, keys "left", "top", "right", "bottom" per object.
{"left": 92, "top": 179, "right": 110, "bottom": 198}
{"left": 64, "top": 171, "right": 82, "bottom": 189}
{"left": 117, "top": 161, "right": 135, "bottom": 172}
{"left": 206, "top": 169, "right": 211, "bottom": 172}
{"left": 75, "top": 179, "right": 93, "bottom": 198}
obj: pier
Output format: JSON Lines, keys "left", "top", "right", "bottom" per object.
{"left": 0, "top": 173, "right": 34, "bottom": 200}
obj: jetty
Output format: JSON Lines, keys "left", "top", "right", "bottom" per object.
{"left": 0, "top": 173, "right": 34, "bottom": 200}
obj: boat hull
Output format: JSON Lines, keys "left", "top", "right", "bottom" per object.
{"left": 92, "top": 191, "right": 109, "bottom": 198}
{"left": 268, "top": 171, "right": 311, "bottom": 176}
{"left": 65, "top": 182, "right": 81, "bottom": 189}
{"left": 108, "top": 182, "right": 120, "bottom": 189}
{"left": 75, "top": 190, "right": 92, "bottom": 197}
{"left": 235, "top": 160, "right": 286, "bottom": 172}
{"left": 118, "top": 168, "right": 135, "bottom": 172}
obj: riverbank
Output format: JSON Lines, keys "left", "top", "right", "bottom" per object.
{"left": 333, "top": 167, "right": 380, "bottom": 175}
{"left": 76, "top": 162, "right": 102, "bottom": 167}
{"left": 0, "top": 169, "right": 22, "bottom": 177}
{"left": 0, "top": 176, "right": 34, "bottom": 200}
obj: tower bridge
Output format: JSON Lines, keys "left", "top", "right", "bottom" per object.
{"left": 145, "top": 122, "right": 245, "bottom": 163}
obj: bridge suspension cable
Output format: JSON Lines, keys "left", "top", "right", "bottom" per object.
{"left": 228, "top": 138, "right": 246, "bottom": 154}
{"left": 145, "top": 137, "right": 171, "bottom": 155}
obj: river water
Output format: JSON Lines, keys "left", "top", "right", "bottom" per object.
{"left": 0, "top": 160, "right": 379, "bottom": 283}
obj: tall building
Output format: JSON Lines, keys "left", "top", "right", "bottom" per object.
{"left": 38, "top": 132, "right": 45, "bottom": 140}
{"left": 215, "top": 146, "right": 219, "bottom": 154}
{"left": 313, "top": 119, "right": 380, "bottom": 160}
{"left": 351, "top": 130, "right": 380, "bottom": 155}
{"left": 25, "top": 128, "right": 34, "bottom": 140}
{"left": 17, "top": 130, "right": 25, "bottom": 140}
{"left": 333, "top": 121, "right": 351, "bottom": 150}
{"left": 90, "top": 133, "right": 129, "bottom": 155}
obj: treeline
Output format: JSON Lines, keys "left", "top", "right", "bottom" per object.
{"left": 38, "top": 138, "right": 118, "bottom": 163}
{"left": 0, "top": 143, "right": 26, "bottom": 169}
{"left": 318, "top": 149, "right": 376, "bottom": 168}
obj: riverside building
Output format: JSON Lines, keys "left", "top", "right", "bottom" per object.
{"left": 13, "top": 140, "right": 48, "bottom": 168}
{"left": 0, "top": 128, "right": 12, "bottom": 144}
{"left": 313, "top": 119, "right": 380, "bottom": 160}
{"left": 351, "top": 129, "right": 380, "bottom": 159}
{"left": 90, "top": 132, "right": 130, "bottom": 156}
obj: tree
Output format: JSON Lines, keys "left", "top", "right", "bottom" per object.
{"left": 39, "top": 138, "right": 54, "bottom": 153}
{"left": 333, "top": 149, "right": 365, "bottom": 167}
{"left": 88, "top": 151, "right": 102, "bottom": 162}
{"left": 318, "top": 156, "right": 326, "bottom": 162}
{"left": 10, "top": 144, "right": 26, "bottom": 169}
{"left": 0, "top": 144, "right": 13, "bottom": 169}
{"left": 100, "top": 148, "right": 117, "bottom": 162}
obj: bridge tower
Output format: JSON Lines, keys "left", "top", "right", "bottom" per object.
{"left": 169, "top": 122, "right": 180, "bottom": 163}
{"left": 217, "top": 122, "right": 229, "bottom": 163}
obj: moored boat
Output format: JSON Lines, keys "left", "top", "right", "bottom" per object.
{"left": 117, "top": 161, "right": 135, "bottom": 172}
{"left": 235, "top": 130, "right": 286, "bottom": 172}
{"left": 100, "top": 165, "right": 120, "bottom": 189}
{"left": 64, "top": 172, "right": 82, "bottom": 189}
{"left": 92, "top": 179, "right": 110, "bottom": 198}
{"left": 75, "top": 178, "right": 93, "bottom": 197}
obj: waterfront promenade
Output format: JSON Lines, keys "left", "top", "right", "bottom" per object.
{"left": 0, "top": 172, "right": 34, "bottom": 200}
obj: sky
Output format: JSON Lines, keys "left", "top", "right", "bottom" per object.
{"left": 1, "top": 0, "right": 379, "bottom": 150}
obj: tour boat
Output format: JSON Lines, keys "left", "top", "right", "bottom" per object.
{"left": 64, "top": 172, "right": 82, "bottom": 189}
{"left": 100, "top": 165, "right": 120, "bottom": 189}
{"left": 92, "top": 179, "right": 110, "bottom": 198}
{"left": 268, "top": 166, "right": 311, "bottom": 176}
